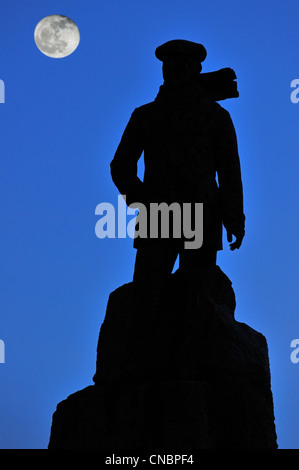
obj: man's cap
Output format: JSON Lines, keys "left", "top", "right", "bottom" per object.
{"left": 155, "top": 39, "right": 207, "bottom": 63}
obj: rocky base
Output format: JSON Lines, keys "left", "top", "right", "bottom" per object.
{"left": 48, "top": 266, "right": 278, "bottom": 449}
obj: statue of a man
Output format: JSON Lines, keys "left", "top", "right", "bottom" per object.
{"left": 110, "top": 40, "right": 245, "bottom": 291}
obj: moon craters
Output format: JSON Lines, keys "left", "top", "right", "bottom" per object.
{"left": 34, "top": 15, "right": 80, "bottom": 58}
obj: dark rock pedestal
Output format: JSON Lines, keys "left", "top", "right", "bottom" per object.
{"left": 48, "top": 266, "right": 278, "bottom": 449}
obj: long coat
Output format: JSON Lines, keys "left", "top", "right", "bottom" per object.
{"left": 110, "top": 82, "right": 245, "bottom": 251}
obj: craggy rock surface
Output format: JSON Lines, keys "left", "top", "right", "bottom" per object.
{"left": 48, "top": 267, "right": 278, "bottom": 449}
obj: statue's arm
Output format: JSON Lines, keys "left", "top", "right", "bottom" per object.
{"left": 214, "top": 107, "right": 245, "bottom": 250}
{"left": 110, "top": 109, "right": 145, "bottom": 206}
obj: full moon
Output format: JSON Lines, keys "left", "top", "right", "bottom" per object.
{"left": 34, "top": 15, "right": 80, "bottom": 58}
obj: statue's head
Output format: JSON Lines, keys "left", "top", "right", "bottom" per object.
{"left": 155, "top": 39, "right": 207, "bottom": 86}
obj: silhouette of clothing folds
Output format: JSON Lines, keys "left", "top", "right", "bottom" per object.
{"left": 110, "top": 79, "right": 245, "bottom": 250}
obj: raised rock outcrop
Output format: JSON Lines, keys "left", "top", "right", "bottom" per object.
{"left": 48, "top": 266, "right": 277, "bottom": 449}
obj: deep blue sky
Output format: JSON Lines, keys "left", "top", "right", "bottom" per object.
{"left": 1, "top": 0, "right": 298, "bottom": 449}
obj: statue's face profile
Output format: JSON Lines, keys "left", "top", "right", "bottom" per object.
{"left": 162, "top": 58, "right": 202, "bottom": 86}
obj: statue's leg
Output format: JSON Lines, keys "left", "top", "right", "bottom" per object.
{"left": 114, "top": 244, "right": 178, "bottom": 379}
{"left": 179, "top": 245, "right": 217, "bottom": 293}
{"left": 179, "top": 245, "right": 216, "bottom": 270}
{"left": 133, "top": 243, "right": 178, "bottom": 301}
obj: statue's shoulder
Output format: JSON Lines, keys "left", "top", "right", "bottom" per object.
{"left": 133, "top": 99, "right": 231, "bottom": 123}
{"left": 130, "top": 101, "right": 160, "bottom": 127}
{"left": 134, "top": 101, "right": 157, "bottom": 115}
{"left": 210, "top": 101, "right": 231, "bottom": 118}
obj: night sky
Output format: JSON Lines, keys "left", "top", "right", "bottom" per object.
{"left": 1, "top": 0, "right": 299, "bottom": 448}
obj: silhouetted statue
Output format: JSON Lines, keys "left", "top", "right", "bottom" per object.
{"left": 110, "top": 39, "right": 245, "bottom": 293}
{"left": 49, "top": 41, "right": 278, "bottom": 450}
